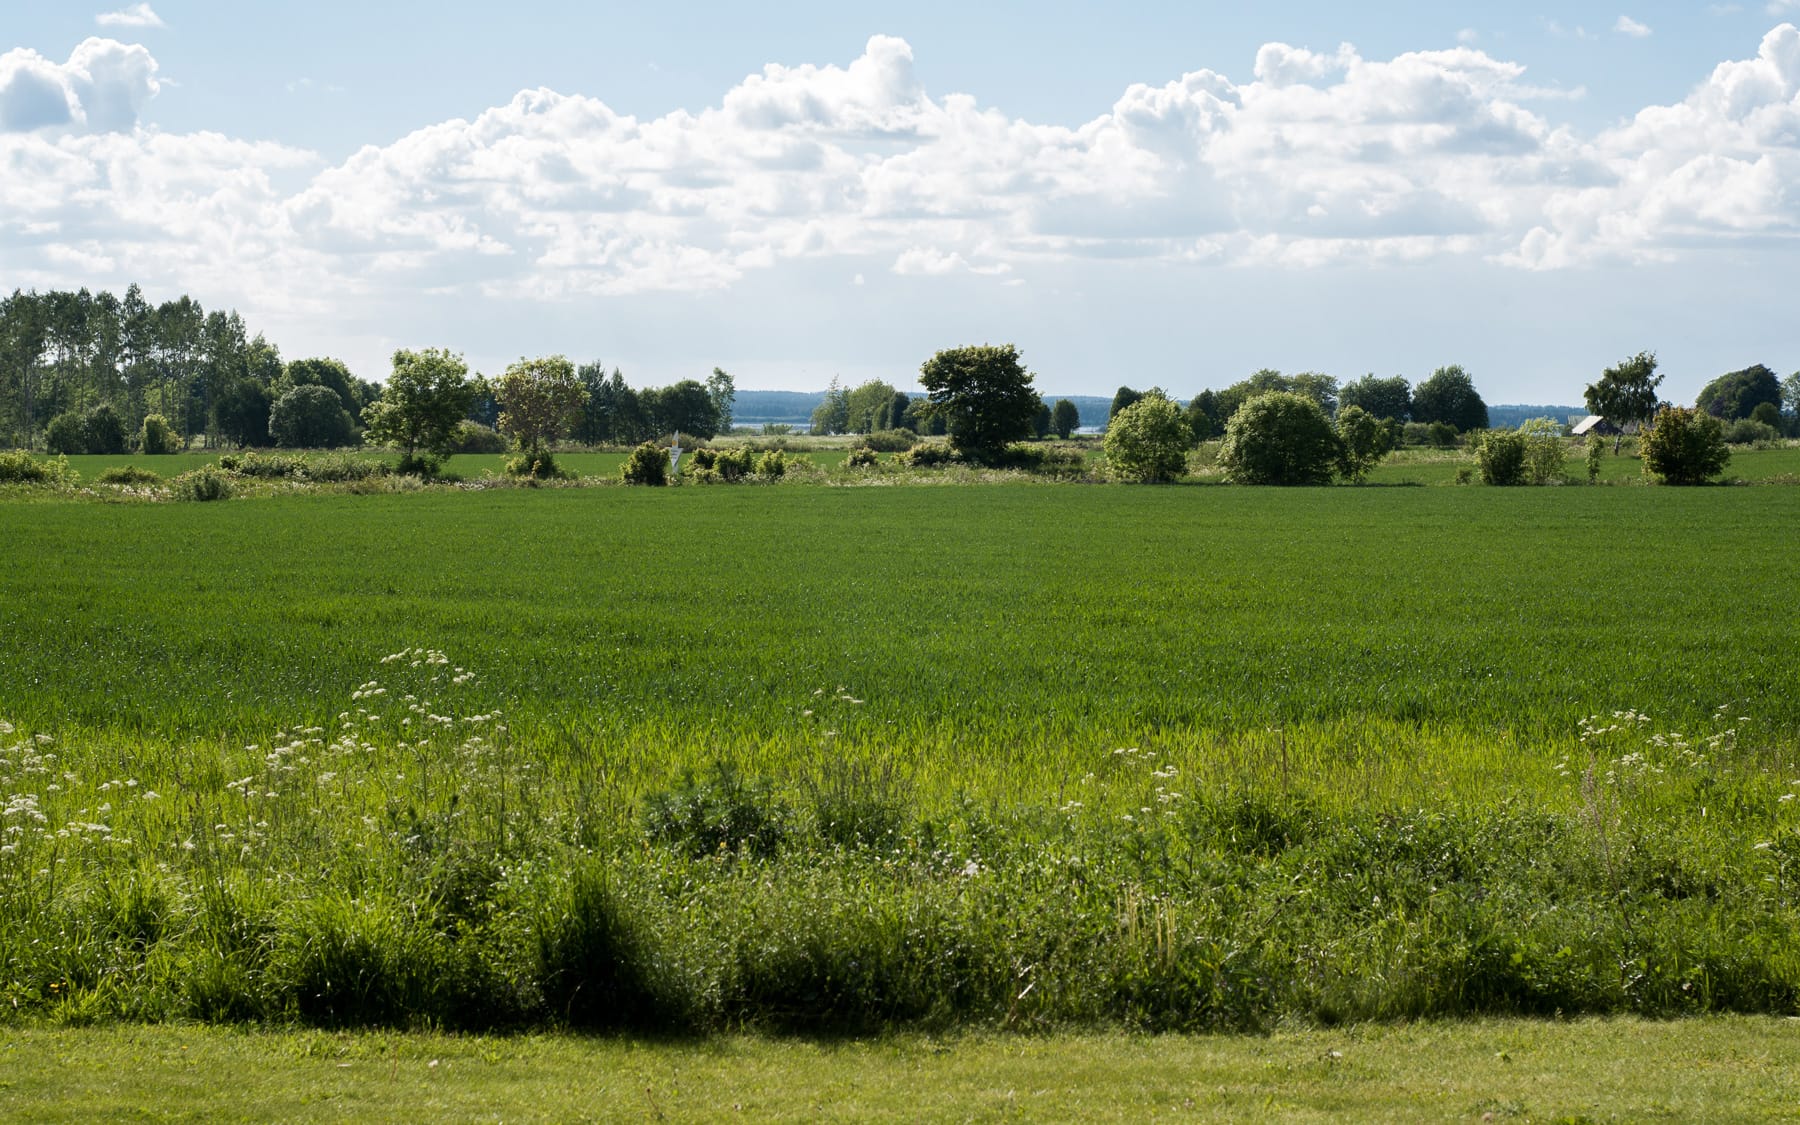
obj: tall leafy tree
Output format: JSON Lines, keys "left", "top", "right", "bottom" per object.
{"left": 1584, "top": 351, "right": 1663, "bottom": 453}
{"left": 362, "top": 347, "right": 476, "bottom": 469}
{"left": 844, "top": 380, "right": 899, "bottom": 433}
{"left": 1694, "top": 364, "right": 1780, "bottom": 420}
{"left": 1051, "top": 398, "right": 1080, "bottom": 439}
{"left": 707, "top": 367, "right": 735, "bottom": 433}
{"left": 918, "top": 344, "right": 1040, "bottom": 462}
{"left": 1339, "top": 374, "right": 1412, "bottom": 422}
{"left": 496, "top": 355, "right": 585, "bottom": 457}
{"left": 1412, "top": 365, "right": 1489, "bottom": 433}
{"left": 810, "top": 376, "right": 850, "bottom": 435}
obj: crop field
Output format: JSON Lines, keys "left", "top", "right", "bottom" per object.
{"left": 2, "top": 477, "right": 1800, "bottom": 1035}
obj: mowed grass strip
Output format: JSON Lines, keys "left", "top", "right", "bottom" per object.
{"left": 3, "top": 1018, "right": 1798, "bottom": 1123}
{"left": 1, "top": 483, "right": 1795, "bottom": 753}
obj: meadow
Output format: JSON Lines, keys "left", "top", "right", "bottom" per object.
{"left": 2, "top": 467, "right": 1800, "bottom": 1036}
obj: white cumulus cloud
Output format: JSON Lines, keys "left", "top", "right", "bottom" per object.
{"left": 0, "top": 38, "right": 159, "bottom": 133}
{"left": 1616, "top": 16, "right": 1654, "bottom": 37}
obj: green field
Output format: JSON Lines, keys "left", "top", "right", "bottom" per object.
{"left": 2, "top": 473, "right": 1800, "bottom": 1037}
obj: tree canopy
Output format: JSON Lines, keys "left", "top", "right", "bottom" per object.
{"left": 1104, "top": 392, "right": 1189, "bottom": 482}
{"left": 362, "top": 347, "right": 475, "bottom": 466}
{"left": 1218, "top": 391, "right": 1341, "bottom": 485}
{"left": 1584, "top": 351, "right": 1663, "bottom": 451}
{"left": 1411, "top": 366, "right": 1489, "bottom": 432}
{"left": 1339, "top": 375, "right": 1412, "bottom": 423}
{"left": 1695, "top": 364, "right": 1781, "bottom": 420}
{"left": 497, "top": 356, "right": 585, "bottom": 456}
{"left": 918, "top": 344, "right": 1040, "bottom": 462}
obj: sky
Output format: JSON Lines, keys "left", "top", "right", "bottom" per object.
{"left": 3, "top": 3, "right": 1799, "bottom": 403}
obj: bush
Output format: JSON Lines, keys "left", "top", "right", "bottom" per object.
{"left": 901, "top": 443, "right": 959, "bottom": 468}
{"left": 621, "top": 442, "right": 668, "bottom": 485}
{"left": 302, "top": 453, "right": 388, "bottom": 483}
{"left": 1104, "top": 393, "right": 1190, "bottom": 482}
{"left": 0, "top": 451, "right": 76, "bottom": 485}
{"left": 1218, "top": 391, "right": 1340, "bottom": 485}
{"left": 45, "top": 412, "right": 89, "bottom": 455}
{"left": 1587, "top": 435, "right": 1605, "bottom": 483}
{"left": 644, "top": 761, "right": 786, "bottom": 860}
{"left": 84, "top": 403, "right": 128, "bottom": 455}
{"left": 219, "top": 451, "right": 307, "bottom": 478}
{"left": 1750, "top": 401, "right": 1783, "bottom": 430}
{"left": 1722, "top": 418, "right": 1779, "bottom": 447}
{"left": 845, "top": 447, "right": 879, "bottom": 470}
{"left": 859, "top": 428, "right": 918, "bottom": 453}
{"left": 1476, "top": 430, "right": 1527, "bottom": 485}
{"left": 450, "top": 421, "right": 508, "bottom": 454}
{"left": 269, "top": 385, "right": 354, "bottom": 449}
{"left": 757, "top": 449, "right": 787, "bottom": 479}
{"left": 95, "top": 465, "right": 161, "bottom": 486}
{"left": 536, "top": 867, "right": 678, "bottom": 1031}
{"left": 1641, "top": 406, "right": 1730, "bottom": 484}
{"left": 170, "top": 465, "right": 234, "bottom": 501}
{"left": 504, "top": 450, "right": 571, "bottom": 480}
{"left": 1520, "top": 419, "right": 1568, "bottom": 485}
{"left": 139, "top": 413, "right": 182, "bottom": 455}
{"left": 1334, "top": 404, "right": 1391, "bottom": 483}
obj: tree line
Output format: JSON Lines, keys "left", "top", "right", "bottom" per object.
{"left": 0, "top": 287, "right": 736, "bottom": 454}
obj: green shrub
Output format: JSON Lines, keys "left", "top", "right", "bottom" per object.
{"left": 45, "top": 412, "right": 89, "bottom": 455}
{"left": 95, "top": 465, "right": 162, "bottom": 486}
{"left": 757, "top": 449, "right": 787, "bottom": 479}
{"left": 1722, "top": 418, "right": 1779, "bottom": 447}
{"left": 1218, "top": 391, "right": 1340, "bottom": 485}
{"left": 269, "top": 385, "right": 354, "bottom": 449}
{"left": 84, "top": 403, "right": 128, "bottom": 455}
{"left": 900, "top": 443, "right": 959, "bottom": 468}
{"left": 620, "top": 442, "right": 668, "bottom": 485}
{"left": 504, "top": 450, "right": 571, "bottom": 480}
{"left": 140, "top": 413, "right": 182, "bottom": 455}
{"left": 1334, "top": 404, "right": 1392, "bottom": 483}
{"left": 302, "top": 453, "right": 387, "bottom": 482}
{"left": 450, "top": 421, "right": 509, "bottom": 454}
{"left": 1641, "top": 406, "right": 1730, "bottom": 484}
{"left": 859, "top": 428, "right": 918, "bottom": 453}
{"left": 1476, "top": 430, "right": 1528, "bottom": 485}
{"left": 1586, "top": 435, "right": 1605, "bottom": 483}
{"left": 170, "top": 466, "right": 233, "bottom": 502}
{"left": 845, "top": 447, "right": 879, "bottom": 470}
{"left": 644, "top": 760, "right": 787, "bottom": 859}
{"left": 1104, "top": 393, "right": 1189, "bottom": 483}
{"left": 0, "top": 450, "right": 76, "bottom": 485}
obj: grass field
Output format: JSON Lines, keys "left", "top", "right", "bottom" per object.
{"left": 3, "top": 465, "right": 1800, "bottom": 1040}
{"left": 6, "top": 1017, "right": 1799, "bottom": 1122}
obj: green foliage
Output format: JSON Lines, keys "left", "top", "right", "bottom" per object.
{"left": 1749, "top": 401, "right": 1783, "bottom": 430}
{"left": 504, "top": 450, "right": 571, "bottom": 480}
{"left": 1339, "top": 374, "right": 1413, "bottom": 422}
{"left": 44, "top": 411, "right": 88, "bottom": 455}
{"left": 536, "top": 866, "right": 678, "bottom": 1030}
{"left": 1218, "top": 391, "right": 1340, "bottom": 485}
{"left": 643, "top": 760, "right": 787, "bottom": 860}
{"left": 1333, "top": 404, "right": 1391, "bottom": 483}
{"left": 1586, "top": 352, "right": 1663, "bottom": 441}
{"left": 1412, "top": 365, "right": 1489, "bottom": 432}
{"left": 917, "top": 344, "right": 1041, "bottom": 463}
{"left": 1108, "top": 385, "right": 1143, "bottom": 421}
{"left": 284, "top": 357, "right": 364, "bottom": 416}
{"left": 270, "top": 386, "right": 354, "bottom": 449}
{"left": 1476, "top": 430, "right": 1528, "bottom": 485}
{"left": 900, "top": 443, "right": 960, "bottom": 468}
{"left": 845, "top": 447, "right": 879, "bottom": 469}
{"left": 0, "top": 450, "right": 76, "bottom": 485}
{"left": 1723, "top": 418, "right": 1780, "bottom": 447}
{"left": 497, "top": 356, "right": 585, "bottom": 456}
{"left": 1696, "top": 364, "right": 1781, "bottom": 420}
{"left": 1640, "top": 406, "right": 1730, "bottom": 485}
{"left": 213, "top": 378, "right": 272, "bottom": 448}
{"left": 95, "top": 465, "right": 161, "bottom": 486}
{"left": 1587, "top": 434, "right": 1606, "bottom": 483}
{"left": 757, "top": 449, "right": 787, "bottom": 479}
{"left": 621, "top": 441, "right": 669, "bottom": 485}
{"left": 1051, "top": 398, "right": 1081, "bottom": 439}
{"left": 170, "top": 466, "right": 234, "bottom": 502}
{"left": 1521, "top": 418, "right": 1569, "bottom": 485}
{"left": 707, "top": 367, "right": 735, "bottom": 434}
{"left": 362, "top": 348, "right": 475, "bottom": 465}
{"left": 1182, "top": 398, "right": 1213, "bottom": 443}
{"left": 139, "top": 413, "right": 182, "bottom": 455}
{"left": 810, "top": 377, "right": 850, "bottom": 435}
{"left": 644, "top": 379, "right": 721, "bottom": 440}
{"left": 858, "top": 428, "right": 917, "bottom": 453}
{"left": 451, "top": 421, "right": 508, "bottom": 454}
{"left": 1103, "top": 393, "right": 1189, "bottom": 482}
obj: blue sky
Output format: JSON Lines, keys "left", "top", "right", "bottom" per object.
{"left": 4, "top": 2, "right": 1799, "bottom": 402}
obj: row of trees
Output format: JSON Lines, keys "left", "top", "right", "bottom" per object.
{"left": 1108, "top": 366, "right": 1491, "bottom": 443}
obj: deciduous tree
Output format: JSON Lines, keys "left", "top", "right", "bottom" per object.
{"left": 1584, "top": 351, "right": 1662, "bottom": 453}
{"left": 496, "top": 355, "right": 585, "bottom": 457}
{"left": 362, "top": 347, "right": 475, "bottom": 471}
{"left": 918, "top": 344, "right": 1040, "bottom": 462}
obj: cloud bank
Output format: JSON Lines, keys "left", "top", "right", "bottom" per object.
{"left": 4, "top": 26, "right": 1800, "bottom": 314}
